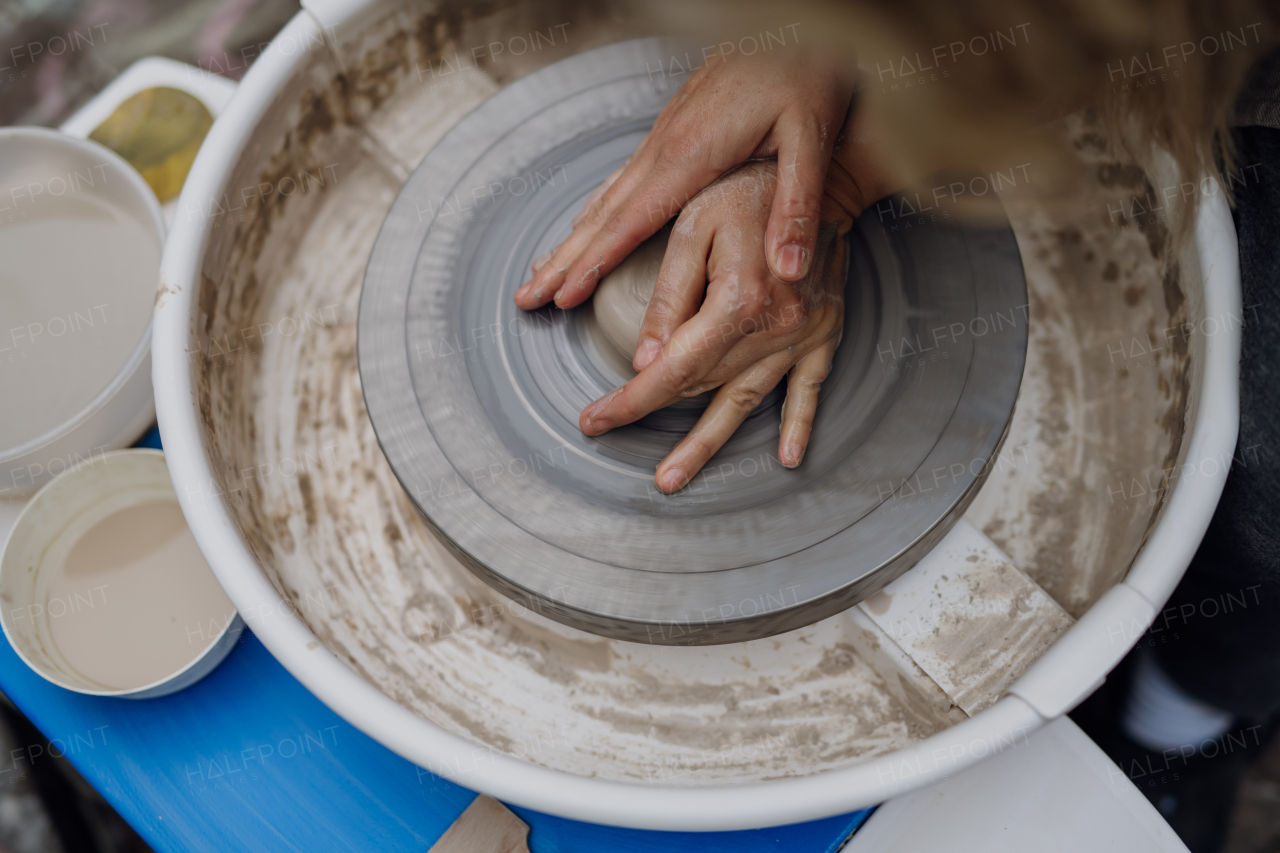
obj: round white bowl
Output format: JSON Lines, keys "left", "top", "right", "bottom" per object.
{"left": 0, "top": 449, "right": 243, "bottom": 698}
{"left": 0, "top": 128, "right": 163, "bottom": 499}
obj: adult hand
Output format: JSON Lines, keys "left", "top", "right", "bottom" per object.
{"left": 578, "top": 157, "right": 881, "bottom": 493}
{"left": 513, "top": 48, "right": 855, "bottom": 314}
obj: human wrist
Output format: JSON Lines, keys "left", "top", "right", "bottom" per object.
{"left": 825, "top": 111, "right": 893, "bottom": 219}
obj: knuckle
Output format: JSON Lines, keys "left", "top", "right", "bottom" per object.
{"left": 726, "top": 384, "right": 766, "bottom": 412}
{"left": 732, "top": 286, "right": 771, "bottom": 321}
{"left": 661, "top": 358, "right": 703, "bottom": 391}
{"left": 647, "top": 290, "right": 680, "bottom": 323}
{"left": 685, "top": 433, "right": 717, "bottom": 463}
{"left": 793, "top": 370, "right": 826, "bottom": 393}
{"left": 672, "top": 195, "right": 697, "bottom": 219}
{"left": 658, "top": 130, "right": 700, "bottom": 166}
{"left": 774, "top": 193, "right": 818, "bottom": 219}
{"left": 584, "top": 202, "right": 609, "bottom": 228}
{"left": 772, "top": 303, "right": 806, "bottom": 335}
{"left": 676, "top": 193, "right": 711, "bottom": 226}
{"left": 680, "top": 383, "right": 710, "bottom": 398}
{"left": 598, "top": 213, "right": 633, "bottom": 243}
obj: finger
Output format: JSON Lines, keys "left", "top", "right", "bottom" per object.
{"left": 655, "top": 286, "right": 820, "bottom": 392}
{"left": 778, "top": 336, "right": 838, "bottom": 468}
{"left": 572, "top": 161, "right": 628, "bottom": 228}
{"left": 513, "top": 216, "right": 604, "bottom": 309}
{"left": 654, "top": 351, "right": 793, "bottom": 493}
{"left": 766, "top": 111, "right": 837, "bottom": 282}
{"left": 580, "top": 300, "right": 749, "bottom": 435}
{"left": 632, "top": 213, "right": 713, "bottom": 371}
{"left": 568, "top": 118, "right": 670, "bottom": 235}
{"left": 531, "top": 160, "right": 628, "bottom": 275}
{"left": 514, "top": 154, "right": 658, "bottom": 309}
{"left": 689, "top": 306, "right": 812, "bottom": 388}
{"left": 550, "top": 157, "right": 730, "bottom": 310}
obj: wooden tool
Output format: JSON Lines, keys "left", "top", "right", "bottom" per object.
{"left": 428, "top": 796, "right": 531, "bottom": 853}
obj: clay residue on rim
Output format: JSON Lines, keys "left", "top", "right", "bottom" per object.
{"left": 965, "top": 112, "right": 1190, "bottom": 618}
{"left": 913, "top": 556, "right": 1071, "bottom": 713}
{"left": 189, "top": 3, "right": 1192, "bottom": 783}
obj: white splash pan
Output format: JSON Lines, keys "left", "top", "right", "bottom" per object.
{"left": 152, "top": 0, "right": 1241, "bottom": 830}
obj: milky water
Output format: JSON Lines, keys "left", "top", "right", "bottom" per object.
{"left": 0, "top": 192, "right": 158, "bottom": 450}
{"left": 46, "top": 501, "right": 235, "bottom": 690}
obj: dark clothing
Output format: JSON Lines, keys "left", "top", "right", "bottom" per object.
{"left": 1235, "top": 44, "right": 1280, "bottom": 130}
{"left": 1154, "top": 50, "right": 1280, "bottom": 716}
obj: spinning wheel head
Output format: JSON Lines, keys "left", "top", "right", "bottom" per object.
{"left": 358, "top": 38, "right": 1028, "bottom": 644}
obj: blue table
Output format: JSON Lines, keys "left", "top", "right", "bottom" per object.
{"left": 0, "top": 428, "right": 872, "bottom": 852}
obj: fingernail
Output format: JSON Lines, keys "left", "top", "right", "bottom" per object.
{"left": 634, "top": 337, "right": 661, "bottom": 370}
{"left": 777, "top": 243, "right": 810, "bottom": 280}
{"left": 782, "top": 438, "right": 805, "bottom": 468}
{"left": 532, "top": 251, "right": 552, "bottom": 272}
{"left": 659, "top": 467, "right": 687, "bottom": 492}
{"left": 553, "top": 285, "right": 567, "bottom": 307}
{"left": 516, "top": 281, "right": 532, "bottom": 300}
{"left": 586, "top": 417, "right": 613, "bottom": 434}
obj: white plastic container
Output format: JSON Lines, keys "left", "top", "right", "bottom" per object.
{"left": 0, "top": 450, "right": 243, "bottom": 698}
{"left": 151, "top": 0, "right": 1242, "bottom": 830}
{"left": 0, "top": 59, "right": 235, "bottom": 514}
{"left": 0, "top": 128, "right": 163, "bottom": 499}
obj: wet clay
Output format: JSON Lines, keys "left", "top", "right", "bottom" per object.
{"left": 188, "top": 2, "right": 1189, "bottom": 783}
{"left": 591, "top": 230, "right": 667, "bottom": 368}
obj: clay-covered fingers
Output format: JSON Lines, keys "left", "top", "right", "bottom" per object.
{"left": 779, "top": 336, "right": 838, "bottom": 468}
{"left": 767, "top": 110, "right": 840, "bottom": 283}
{"left": 654, "top": 351, "right": 795, "bottom": 493}
{"left": 631, "top": 207, "right": 720, "bottom": 371}
{"left": 514, "top": 118, "right": 675, "bottom": 311}
{"left": 515, "top": 157, "right": 649, "bottom": 308}
{"left": 513, "top": 157, "right": 698, "bottom": 312}
{"left": 570, "top": 161, "right": 628, "bottom": 229}
{"left": 512, "top": 50, "right": 860, "bottom": 314}
{"left": 514, "top": 221, "right": 592, "bottom": 309}
{"left": 545, "top": 158, "right": 734, "bottom": 311}
{"left": 579, "top": 305, "right": 751, "bottom": 436}
{"left": 523, "top": 163, "right": 627, "bottom": 275}
{"left": 515, "top": 63, "right": 780, "bottom": 312}
{"left": 633, "top": 160, "right": 782, "bottom": 370}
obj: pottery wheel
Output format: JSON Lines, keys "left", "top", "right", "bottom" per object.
{"left": 358, "top": 38, "right": 1029, "bottom": 644}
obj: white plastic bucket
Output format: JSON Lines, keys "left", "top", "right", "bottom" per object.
{"left": 152, "top": 1, "right": 1240, "bottom": 830}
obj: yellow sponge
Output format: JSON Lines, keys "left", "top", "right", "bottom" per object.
{"left": 89, "top": 87, "right": 213, "bottom": 203}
